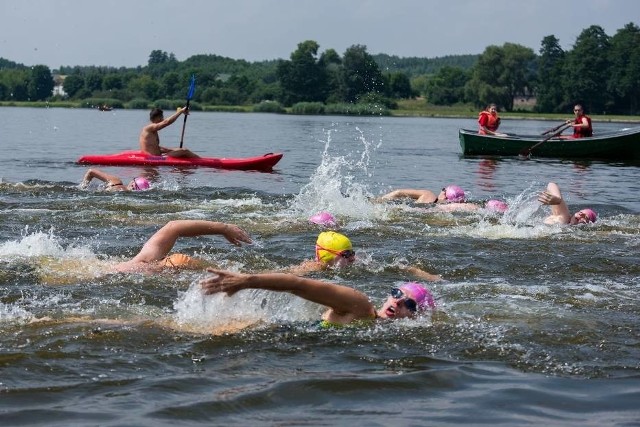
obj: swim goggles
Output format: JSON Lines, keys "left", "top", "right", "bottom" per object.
{"left": 315, "top": 244, "right": 356, "bottom": 261}
{"left": 390, "top": 287, "right": 417, "bottom": 312}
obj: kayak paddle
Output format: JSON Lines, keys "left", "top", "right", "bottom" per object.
{"left": 519, "top": 124, "right": 571, "bottom": 158}
{"left": 179, "top": 74, "right": 196, "bottom": 148}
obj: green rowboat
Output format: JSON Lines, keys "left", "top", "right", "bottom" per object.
{"left": 459, "top": 127, "right": 640, "bottom": 159}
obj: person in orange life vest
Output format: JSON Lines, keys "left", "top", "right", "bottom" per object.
{"left": 478, "top": 103, "right": 505, "bottom": 136}
{"left": 564, "top": 104, "right": 593, "bottom": 138}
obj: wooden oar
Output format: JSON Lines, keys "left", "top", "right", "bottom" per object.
{"left": 179, "top": 74, "right": 196, "bottom": 148}
{"left": 519, "top": 124, "right": 572, "bottom": 158}
{"left": 541, "top": 122, "right": 569, "bottom": 135}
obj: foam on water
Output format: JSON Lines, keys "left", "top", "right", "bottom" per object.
{"left": 172, "top": 281, "right": 323, "bottom": 335}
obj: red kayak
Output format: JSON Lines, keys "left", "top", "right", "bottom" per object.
{"left": 77, "top": 151, "right": 283, "bottom": 171}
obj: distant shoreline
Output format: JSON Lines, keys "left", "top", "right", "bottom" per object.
{"left": 2, "top": 101, "right": 639, "bottom": 123}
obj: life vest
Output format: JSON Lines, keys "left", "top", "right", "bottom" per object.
{"left": 573, "top": 115, "right": 592, "bottom": 138}
{"left": 478, "top": 111, "right": 501, "bottom": 134}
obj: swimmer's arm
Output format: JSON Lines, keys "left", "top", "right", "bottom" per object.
{"left": 201, "top": 269, "right": 375, "bottom": 318}
{"left": 402, "top": 266, "right": 443, "bottom": 282}
{"left": 379, "top": 189, "right": 436, "bottom": 203}
{"left": 82, "top": 168, "right": 123, "bottom": 187}
{"left": 131, "top": 220, "right": 252, "bottom": 263}
{"left": 538, "top": 182, "right": 571, "bottom": 224}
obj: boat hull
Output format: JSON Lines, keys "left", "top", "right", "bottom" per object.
{"left": 459, "top": 127, "right": 640, "bottom": 159}
{"left": 77, "top": 151, "right": 283, "bottom": 171}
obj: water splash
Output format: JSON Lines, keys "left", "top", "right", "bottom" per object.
{"left": 289, "top": 125, "right": 385, "bottom": 222}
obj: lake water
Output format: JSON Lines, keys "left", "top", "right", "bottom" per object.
{"left": 1, "top": 107, "right": 639, "bottom": 426}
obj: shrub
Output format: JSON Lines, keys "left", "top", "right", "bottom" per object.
{"left": 253, "top": 100, "right": 285, "bottom": 113}
{"left": 126, "top": 98, "right": 150, "bottom": 109}
{"left": 290, "top": 102, "right": 325, "bottom": 115}
{"left": 325, "top": 103, "right": 390, "bottom": 116}
{"left": 81, "top": 98, "right": 124, "bottom": 109}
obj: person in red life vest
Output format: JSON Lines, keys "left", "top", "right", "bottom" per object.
{"left": 478, "top": 103, "right": 505, "bottom": 136}
{"left": 564, "top": 104, "right": 593, "bottom": 138}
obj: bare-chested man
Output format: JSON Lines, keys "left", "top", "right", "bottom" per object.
{"left": 139, "top": 107, "right": 200, "bottom": 158}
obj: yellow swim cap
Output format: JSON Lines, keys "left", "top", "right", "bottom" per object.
{"left": 315, "top": 231, "right": 352, "bottom": 263}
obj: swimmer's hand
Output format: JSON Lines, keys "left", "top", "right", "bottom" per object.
{"left": 537, "top": 190, "right": 562, "bottom": 206}
{"left": 220, "top": 224, "right": 252, "bottom": 246}
{"left": 200, "top": 268, "right": 247, "bottom": 296}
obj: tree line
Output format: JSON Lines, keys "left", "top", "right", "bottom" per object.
{"left": 0, "top": 22, "right": 638, "bottom": 115}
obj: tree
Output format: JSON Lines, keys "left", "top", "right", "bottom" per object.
{"left": 276, "top": 40, "right": 328, "bottom": 105}
{"left": 465, "top": 43, "right": 536, "bottom": 111}
{"left": 341, "top": 44, "right": 384, "bottom": 103}
{"left": 535, "top": 35, "right": 566, "bottom": 113}
{"left": 62, "top": 74, "right": 85, "bottom": 98}
{"left": 387, "top": 72, "right": 413, "bottom": 99}
{"left": 425, "top": 66, "right": 469, "bottom": 105}
{"left": 27, "top": 65, "right": 54, "bottom": 100}
{"left": 563, "top": 25, "right": 611, "bottom": 114}
{"left": 607, "top": 23, "right": 640, "bottom": 114}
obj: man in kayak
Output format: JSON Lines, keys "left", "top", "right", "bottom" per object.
{"left": 200, "top": 269, "right": 436, "bottom": 326}
{"left": 81, "top": 168, "right": 151, "bottom": 191}
{"left": 538, "top": 182, "right": 597, "bottom": 225}
{"left": 139, "top": 107, "right": 200, "bottom": 158}
{"left": 112, "top": 220, "right": 252, "bottom": 274}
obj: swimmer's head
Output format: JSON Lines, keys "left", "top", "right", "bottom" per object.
{"left": 400, "top": 282, "right": 436, "bottom": 310}
{"left": 315, "top": 231, "right": 354, "bottom": 265}
{"left": 128, "top": 176, "right": 150, "bottom": 191}
{"left": 442, "top": 185, "right": 465, "bottom": 202}
{"left": 572, "top": 208, "right": 597, "bottom": 224}
{"left": 308, "top": 211, "right": 337, "bottom": 228}
{"left": 485, "top": 199, "right": 508, "bottom": 213}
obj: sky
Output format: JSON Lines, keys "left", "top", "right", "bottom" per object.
{"left": 1, "top": 0, "right": 638, "bottom": 69}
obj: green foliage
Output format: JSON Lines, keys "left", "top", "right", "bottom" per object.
{"left": 2, "top": 24, "right": 640, "bottom": 115}
{"left": 425, "top": 66, "right": 469, "bottom": 105}
{"left": 372, "top": 54, "right": 478, "bottom": 77}
{"left": 564, "top": 25, "right": 612, "bottom": 114}
{"left": 253, "top": 100, "right": 285, "bottom": 113}
{"left": 126, "top": 98, "right": 150, "bottom": 109}
{"left": 81, "top": 98, "right": 125, "bottom": 109}
{"left": 324, "top": 103, "right": 390, "bottom": 116}
{"left": 290, "top": 102, "right": 325, "bottom": 115}
{"left": 466, "top": 43, "right": 536, "bottom": 111}
{"left": 28, "top": 65, "right": 54, "bottom": 101}
{"left": 342, "top": 45, "right": 384, "bottom": 103}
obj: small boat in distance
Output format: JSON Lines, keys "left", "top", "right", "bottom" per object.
{"left": 97, "top": 105, "right": 113, "bottom": 111}
{"left": 459, "top": 127, "right": 640, "bottom": 160}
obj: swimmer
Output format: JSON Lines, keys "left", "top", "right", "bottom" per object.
{"left": 380, "top": 184, "right": 508, "bottom": 213}
{"left": 308, "top": 211, "right": 338, "bottom": 228}
{"left": 286, "top": 231, "right": 356, "bottom": 274}
{"left": 200, "top": 270, "right": 436, "bottom": 326}
{"left": 112, "top": 220, "right": 252, "bottom": 274}
{"left": 286, "top": 231, "right": 442, "bottom": 282}
{"left": 81, "top": 168, "right": 150, "bottom": 192}
{"left": 538, "top": 182, "right": 597, "bottom": 225}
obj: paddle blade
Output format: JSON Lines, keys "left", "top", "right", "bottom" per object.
{"left": 187, "top": 74, "right": 196, "bottom": 100}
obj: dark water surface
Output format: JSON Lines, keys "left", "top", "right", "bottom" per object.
{"left": 1, "top": 107, "right": 639, "bottom": 426}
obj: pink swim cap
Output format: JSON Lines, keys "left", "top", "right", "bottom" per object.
{"left": 133, "top": 176, "right": 150, "bottom": 191}
{"left": 579, "top": 208, "right": 597, "bottom": 223}
{"left": 400, "top": 282, "right": 436, "bottom": 310}
{"left": 444, "top": 185, "right": 465, "bottom": 202}
{"left": 309, "top": 211, "right": 337, "bottom": 227}
{"left": 485, "top": 199, "right": 508, "bottom": 213}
